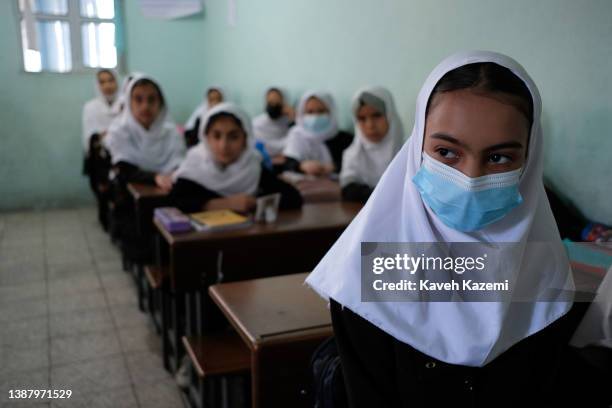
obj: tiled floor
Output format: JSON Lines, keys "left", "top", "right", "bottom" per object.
{"left": 0, "top": 207, "right": 183, "bottom": 408}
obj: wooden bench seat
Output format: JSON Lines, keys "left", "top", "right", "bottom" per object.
{"left": 182, "top": 332, "right": 251, "bottom": 377}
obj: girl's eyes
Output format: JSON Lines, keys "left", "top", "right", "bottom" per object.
{"left": 434, "top": 148, "right": 514, "bottom": 166}
{"left": 357, "top": 114, "right": 383, "bottom": 122}
{"left": 488, "top": 153, "right": 512, "bottom": 164}
{"left": 227, "top": 132, "right": 241, "bottom": 141}
{"left": 211, "top": 132, "right": 241, "bottom": 141}
{"left": 436, "top": 148, "right": 458, "bottom": 159}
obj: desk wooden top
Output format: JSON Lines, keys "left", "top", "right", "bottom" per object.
{"left": 127, "top": 183, "right": 168, "bottom": 201}
{"left": 293, "top": 178, "right": 341, "bottom": 203}
{"left": 209, "top": 273, "right": 331, "bottom": 350}
{"left": 154, "top": 201, "right": 362, "bottom": 246}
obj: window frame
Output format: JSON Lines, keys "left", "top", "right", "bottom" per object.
{"left": 15, "top": 0, "right": 124, "bottom": 74}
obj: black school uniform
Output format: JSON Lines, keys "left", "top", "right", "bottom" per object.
{"left": 341, "top": 182, "right": 373, "bottom": 204}
{"left": 169, "top": 164, "right": 303, "bottom": 213}
{"left": 329, "top": 299, "right": 593, "bottom": 408}
{"left": 83, "top": 133, "right": 112, "bottom": 230}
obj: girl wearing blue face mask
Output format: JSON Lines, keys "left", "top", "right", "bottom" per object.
{"left": 281, "top": 91, "right": 353, "bottom": 177}
{"left": 306, "top": 52, "right": 589, "bottom": 407}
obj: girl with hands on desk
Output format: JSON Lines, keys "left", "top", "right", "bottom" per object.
{"left": 103, "top": 74, "right": 186, "bottom": 193}
{"left": 170, "top": 103, "right": 303, "bottom": 214}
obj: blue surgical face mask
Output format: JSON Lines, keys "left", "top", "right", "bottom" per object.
{"left": 302, "top": 113, "right": 331, "bottom": 134}
{"left": 412, "top": 153, "right": 523, "bottom": 232}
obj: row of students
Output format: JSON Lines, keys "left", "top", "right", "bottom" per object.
{"left": 82, "top": 74, "right": 406, "bottom": 208}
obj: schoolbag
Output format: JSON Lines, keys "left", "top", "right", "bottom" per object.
{"left": 310, "top": 336, "right": 348, "bottom": 408}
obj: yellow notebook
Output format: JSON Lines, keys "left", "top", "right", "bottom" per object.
{"left": 190, "top": 210, "right": 252, "bottom": 231}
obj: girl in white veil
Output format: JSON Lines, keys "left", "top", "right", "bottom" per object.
{"left": 306, "top": 51, "right": 577, "bottom": 406}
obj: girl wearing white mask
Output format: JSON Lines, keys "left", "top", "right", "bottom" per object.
{"left": 184, "top": 86, "right": 225, "bottom": 147}
{"left": 170, "top": 103, "right": 302, "bottom": 213}
{"left": 340, "top": 86, "right": 404, "bottom": 203}
{"left": 281, "top": 91, "right": 353, "bottom": 177}
{"left": 82, "top": 68, "right": 120, "bottom": 229}
{"left": 306, "top": 51, "right": 582, "bottom": 406}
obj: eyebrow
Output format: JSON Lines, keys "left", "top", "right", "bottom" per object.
{"left": 429, "top": 133, "right": 469, "bottom": 149}
{"left": 430, "top": 133, "right": 524, "bottom": 151}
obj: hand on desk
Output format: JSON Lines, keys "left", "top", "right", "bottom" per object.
{"left": 300, "top": 160, "right": 334, "bottom": 177}
{"left": 154, "top": 174, "right": 174, "bottom": 192}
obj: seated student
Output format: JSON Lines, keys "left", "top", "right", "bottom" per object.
{"left": 82, "top": 68, "right": 121, "bottom": 229}
{"left": 340, "top": 86, "right": 404, "bottom": 203}
{"left": 170, "top": 103, "right": 303, "bottom": 214}
{"left": 105, "top": 74, "right": 186, "bottom": 191}
{"left": 306, "top": 51, "right": 581, "bottom": 407}
{"left": 281, "top": 91, "right": 353, "bottom": 177}
{"left": 252, "top": 87, "right": 295, "bottom": 161}
{"left": 184, "top": 86, "right": 225, "bottom": 147}
{"left": 104, "top": 75, "right": 185, "bottom": 249}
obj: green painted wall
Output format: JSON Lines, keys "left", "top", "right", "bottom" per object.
{"left": 1, "top": 0, "right": 611, "bottom": 224}
{"left": 0, "top": 1, "right": 95, "bottom": 210}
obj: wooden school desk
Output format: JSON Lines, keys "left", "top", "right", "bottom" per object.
{"left": 153, "top": 201, "right": 362, "bottom": 372}
{"left": 126, "top": 183, "right": 171, "bottom": 311}
{"left": 279, "top": 173, "right": 342, "bottom": 203}
{"left": 209, "top": 272, "right": 332, "bottom": 408}
{"left": 127, "top": 182, "right": 169, "bottom": 237}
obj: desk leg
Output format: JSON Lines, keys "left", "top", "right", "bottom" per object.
{"left": 161, "top": 288, "right": 184, "bottom": 373}
{"left": 161, "top": 284, "right": 171, "bottom": 372}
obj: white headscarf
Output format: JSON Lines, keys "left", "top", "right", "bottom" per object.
{"left": 81, "top": 69, "right": 121, "bottom": 151}
{"left": 103, "top": 74, "right": 186, "bottom": 174}
{"left": 282, "top": 90, "right": 338, "bottom": 164}
{"left": 570, "top": 265, "right": 612, "bottom": 349}
{"left": 111, "top": 71, "right": 144, "bottom": 116}
{"left": 252, "top": 87, "right": 292, "bottom": 156}
{"left": 173, "top": 102, "right": 262, "bottom": 196}
{"left": 306, "top": 51, "right": 574, "bottom": 367}
{"left": 340, "top": 86, "right": 404, "bottom": 188}
{"left": 184, "top": 86, "right": 226, "bottom": 130}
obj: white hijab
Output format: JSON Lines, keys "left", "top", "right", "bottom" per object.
{"left": 103, "top": 74, "right": 186, "bottom": 174}
{"left": 340, "top": 86, "right": 404, "bottom": 188}
{"left": 173, "top": 102, "right": 262, "bottom": 196}
{"left": 111, "top": 71, "right": 144, "bottom": 116}
{"left": 252, "top": 87, "right": 292, "bottom": 156}
{"left": 282, "top": 90, "right": 338, "bottom": 164}
{"left": 81, "top": 69, "right": 121, "bottom": 151}
{"left": 570, "top": 265, "right": 612, "bottom": 349}
{"left": 184, "top": 86, "right": 226, "bottom": 130}
{"left": 306, "top": 51, "right": 574, "bottom": 367}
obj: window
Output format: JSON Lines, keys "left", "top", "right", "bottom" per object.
{"left": 17, "top": 0, "right": 120, "bottom": 73}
